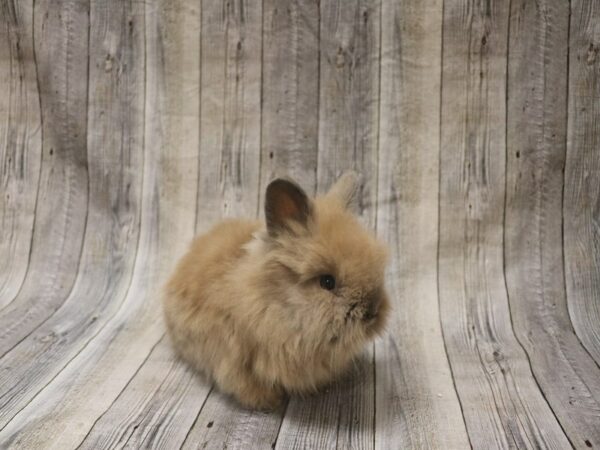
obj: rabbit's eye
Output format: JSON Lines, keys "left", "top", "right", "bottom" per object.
{"left": 319, "top": 274, "right": 336, "bottom": 290}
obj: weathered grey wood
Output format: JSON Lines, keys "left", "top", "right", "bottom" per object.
{"left": 260, "top": 0, "right": 320, "bottom": 198}
{"left": 78, "top": 338, "right": 208, "bottom": 449}
{"left": 270, "top": 1, "right": 377, "bottom": 448}
{"left": 258, "top": 2, "right": 323, "bottom": 439}
{"left": 1, "top": 0, "right": 600, "bottom": 447}
{"left": 374, "top": 0, "right": 470, "bottom": 448}
{"left": 0, "top": 0, "right": 145, "bottom": 440}
{"left": 439, "top": 1, "right": 571, "bottom": 448}
{"left": 274, "top": 2, "right": 380, "bottom": 449}
{"left": 0, "top": 1, "right": 206, "bottom": 447}
{"left": 317, "top": 0, "right": 379, "bottom": 225}
{"left": 564, "top": 0, "right": 600, "bottom": 368}
{"left": 0, "top": 0, "right": 89, "bottom": 357}
{"left": 181, "top": 2, "right": 286, "bottom": 448}
{"left": 0, "top": 0, "right": 41, "bottom": 308}
{"left": 196, "top": 0, "right": 262, "bottom": 232}
{"left": 47, "top": 3, "right": 205, "bottom": 448}
{"left": 275, "top": 356, "right": 374, "bottom": 450}
{"left": 182, "top": 388, "right": 283, "bottom": 450}
{"left": 505, "top": 1, "right": 600, "bottom": 447}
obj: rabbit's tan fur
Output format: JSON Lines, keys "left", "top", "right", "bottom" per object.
{"left": 163, "top": 173, "right": 389, "bottom": 410}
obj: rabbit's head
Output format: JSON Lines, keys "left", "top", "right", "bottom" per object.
{"left": 254, "top": 172, "right": 390, "bottom": 362}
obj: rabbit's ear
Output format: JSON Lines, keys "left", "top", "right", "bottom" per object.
{"left": 326, "top": 171, "right": 360, "bottom": 210}
{"left": 265, "top": 178, "right": 312, "bottom": 236}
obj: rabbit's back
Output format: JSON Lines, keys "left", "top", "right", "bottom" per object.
{"left": 162, "top": 219, "right": 260, "bottom": 375}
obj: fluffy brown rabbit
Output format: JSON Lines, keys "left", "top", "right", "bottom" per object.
{"left": 163, "top": 172, "right": 390, "bottom": 410}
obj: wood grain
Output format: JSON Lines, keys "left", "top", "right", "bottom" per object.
{"left": 0, "top": 0, "right": 599, "bottom": 448}
{"left": 55, "top": 2, "right": 205, "bottom": 448}
{"left": 374, "top": 0, "right": 471, "bottom": 448}
{"left": 181, "top": 2, "right": 286, "bottom": 448}
{"left": 260, "top": 0, "right": 320, "bottom": 199}
{"left": 255, "top": 2, "right": 323, "bottom": 447}
{"left": 257, "top": 5, "right": 323, "bottom": 442}
{"left": 564, "top": 0, "right": 600, "bottom": 368}
{"left": 0, "top": 0, "right": 144, "bottom": 441}
{"left": 77, "top": 338, "right": 208, "bottom": 449}
{"left": 439, "top": 1, "right": 571, "bottom": 448}
{"left": 274, "top": 2, "right": 380, "bottom": 448}
{"left": 276, "top": 356, "right": 375, "bottom": 450}
{"left": 0, "top": 0, "right": 41, "bottom": 308}
{"left": 196, "top": 0, "right": 262, "bottom": 232}
{"left": 505, "top": 0, "right": 600, "bottom": 447}
{"left": 317, "top": 0, "right": 380, "bottom": 225}
{"left": 182, "top": 388, "right": 283, "bottom": 450}
{"left": 0, "top": 0, "right": 89, "bottom": 358}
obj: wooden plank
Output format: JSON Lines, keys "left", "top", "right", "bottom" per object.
{"left": 76, "top": 1, "right": 267, "bottom": 447}
{"left": 196, "top": 0, "right": 262, "bottom": 231}
{"left": 274, "top": 1, "right": 380, "bottom": 448}
{"left": 564, "top": 0, "right": 600, "bottom": 367}
{"left": 374, "top": 0, "right": 471, "bottom": 448}
{"left": 0, "top": 1, "right": 205, "bottom": 447}
{"left": 0, "top": 0, "right": 145, "bottom": 439}
{"left": 276, "top": 356, "right": 375, "bottom": 450}
{"left": 71, "top": 1, "right": 204, "bottom": 446}
{"left": 259, "top": 2, "right": 321, "bottom": 440}
{"left": 180, "top": 2, "right": 286, "bottom": 448}
{"left": 0, "top": 2, "right": 205, "bottom": 447}
{"left": 0, "top": 0, "right": 42, "bottom": 308}
{"left": 1, "top": 0, "right": 599, "bottom": 447}
{"left": 438, "top": 1, "right": 571, "bottom": 448}
{"left": 260, "top": 0, "right": 320, "bottom": 199}
{"left": 181, "top": 389, "right": 283, "bottom": 450}
{"left": 0, "top": 0, "right": 89, "bottom": 356}
{"left": 77, "top": 339, "right": 208, "bottom": 449}
{"left": 505, "top": 0, "right": 600, "bottom": 447}
{"left": 150, "top": 0, "right": 203, "bottom": 280}
{"left": 316, "top": 0, "right": 379, "bottom": 226}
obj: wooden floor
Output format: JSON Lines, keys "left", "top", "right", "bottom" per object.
{"left": 1, "top": 0, "right": 599, "bottom": 448}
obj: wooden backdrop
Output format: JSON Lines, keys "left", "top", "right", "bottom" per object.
{"left": 1, "top": 0, "right": 599, "bottom": 448}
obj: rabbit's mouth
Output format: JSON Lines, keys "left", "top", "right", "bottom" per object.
{"left": 344, "top": 302, "right": 379, "bottom": 324}
{"left": 362, "top": 310, "right": 378, "bottom": 322}
{"left": 362, "top": 300, "right": 380, "bottom": 323}
{"left": 344, "top": 302, "right": 360, "bottom": 322}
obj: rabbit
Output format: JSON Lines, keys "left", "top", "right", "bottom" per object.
{"left": 163, "top": 172, "right": 390, "bottom": 410}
